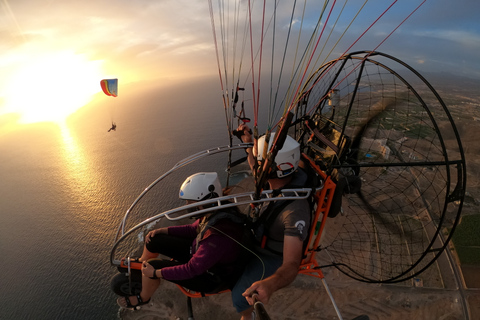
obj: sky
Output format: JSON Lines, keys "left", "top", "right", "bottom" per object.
{"left": 0, "top": 0, "right": 479, "bottom": 126}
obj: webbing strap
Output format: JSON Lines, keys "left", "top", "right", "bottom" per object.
{"left": 254, "top": 199, "right": 294, "bottom": 253}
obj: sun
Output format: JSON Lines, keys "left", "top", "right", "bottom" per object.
{"left": 3, "top": 51, "right": 104, "bottom": 124}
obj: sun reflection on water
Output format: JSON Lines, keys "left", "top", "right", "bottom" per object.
{"left": 59, "top": 122, "right": 85, "bottom": 170}
{"left": 57, "top": 122, "right": 110, "bottom": 239}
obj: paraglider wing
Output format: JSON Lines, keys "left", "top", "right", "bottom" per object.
{"left": 100, "top": 79, "right": 118, "bottom": 97}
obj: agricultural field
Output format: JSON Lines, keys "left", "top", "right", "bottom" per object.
{"left": 453, "top": 214, "right": 480, "bottom": 265}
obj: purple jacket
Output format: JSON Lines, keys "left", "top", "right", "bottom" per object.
{"left": 160, "top": 217, "right": 244, "bottom": 281}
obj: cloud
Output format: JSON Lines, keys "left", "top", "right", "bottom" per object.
{"left": 1, "top": 0, "right": 480, "bottom": 86}
{"left": 413, "top": 30, "right": 480, "bottom": 49}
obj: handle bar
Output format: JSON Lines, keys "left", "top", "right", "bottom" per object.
{"left": 252, "top": 294, "right": 271, "bottom": 320}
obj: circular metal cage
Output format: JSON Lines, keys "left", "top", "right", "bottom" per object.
{"left": 297, "top": 51, "right": 466, "bottom": 283}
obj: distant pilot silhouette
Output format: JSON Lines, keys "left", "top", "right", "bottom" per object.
{"left": 108, "top": 122, "right": 117, "bottom": 132}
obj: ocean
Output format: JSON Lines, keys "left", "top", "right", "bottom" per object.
{"left": 0, "top": 77, "right": 234, "bottom": 319}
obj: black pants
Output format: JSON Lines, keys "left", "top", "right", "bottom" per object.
{"left": 145, "top": 233, "right": 226, "bottom": 293}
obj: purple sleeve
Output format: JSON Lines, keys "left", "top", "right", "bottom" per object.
{"left": 167, "top": 220, "right": 199, "bottom": 238}
{"left": 161, "top": 234, "right": 229, "bottom": 281}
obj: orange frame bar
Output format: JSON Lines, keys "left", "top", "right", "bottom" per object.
{"left": 298, "top": 153, "right": 336, "bottom": 279}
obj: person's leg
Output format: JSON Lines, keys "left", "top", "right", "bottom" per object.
{"left": 130, "top": 233, "right": 192, "bottom": 262}
{"left": 240, "top": 307, "right": 255, "bottom": 320}
{"left": 118, "top": 259, "right": 180, "bottom": 308}
{"left": 231, "top": 249, "right": 282, "bottom": 317}
{"left": 118, "top": 264, "right": 227, "bottom": 308}
{"left": 145, "top": 233, "right": 192, "bottom": 262}
{"left": 140, "top": 243, "right": 158, "bottom": 262}
{"left": 117, "top": 276, "right": 161, "bottom": 307}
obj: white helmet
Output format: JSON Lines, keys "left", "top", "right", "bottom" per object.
{"left": 256, "top": 133, "right": 300, "bottom": 178}
{"left": 179, "top": 172, "right": 223, "bottom": 201}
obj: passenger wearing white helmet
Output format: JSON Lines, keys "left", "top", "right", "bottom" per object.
{"left": 179, "top": 171, "right": 223, "bottom": 201}
{"left": 117, "top": 172, "right": 247, "bottom": 310}
{"left": 232, "top": 124, "right": 311, "bottom": 320}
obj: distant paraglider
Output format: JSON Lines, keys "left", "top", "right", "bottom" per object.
{"left": 100, "top": 79, "right": 118, "bottom": 97}
{"left": 108, "top": 122, "right": 117, "bottom": 132}
{"left": 100, "top": 79, "right": 118, "bottom": 132}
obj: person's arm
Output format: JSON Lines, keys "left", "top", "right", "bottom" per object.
{"left": 242, "top": 235, "right": 303, "bottom": 305}
{"left": 142, "top": 261, "right": 163, "bottom": 279}
{"left": 145, "top": 220, "right": 199, "bottom": 244}
{"left": 237, "top": 124, "right": 256, "bottom": 174}
{"left": 160, "top": 233, "right": 228, "bottom": 281}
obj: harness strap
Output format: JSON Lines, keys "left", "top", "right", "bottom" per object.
{"left": 196, "top": 209, "right": 246, "bottom": 251}
{"left": 253, "top": 199, "right": 294, "bottom": 254}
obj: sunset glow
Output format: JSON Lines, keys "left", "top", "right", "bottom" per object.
{"left": 3, "top": 51, "right": 104, "bottom": 124}
{"left": 0, "top": 0, "right": 479, "bottom": 129}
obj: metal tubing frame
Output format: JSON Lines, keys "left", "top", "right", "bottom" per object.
{"left": 110, "top": 147, "right": 343, "bottom": 318}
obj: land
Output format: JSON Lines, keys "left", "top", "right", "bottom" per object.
{"left": 119, "top": 266, "right": 480, "bottom": 320}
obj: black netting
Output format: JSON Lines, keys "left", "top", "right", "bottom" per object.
{"left": 297, "top": 51, "right": 466, "bottom": 283}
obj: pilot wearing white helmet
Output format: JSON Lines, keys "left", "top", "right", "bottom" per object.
{"left": 232, "top": 124, "right": 310, "bottom": 320}
{"left": 255, "top": 133, "right": 301, "bottom": 179}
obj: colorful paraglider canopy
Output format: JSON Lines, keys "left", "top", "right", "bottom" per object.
{"left": 100, "top": 79, "right": 118, "bottom": 97}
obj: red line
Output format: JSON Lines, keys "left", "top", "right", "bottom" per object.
{"left": 342, "top": 0, "right": 398, "bottom": 57}
{"left": 287, "top": 0, "right": 337, "bottom": 114}
{"left": 255, "top": 0, "right": 267, "bottom": 127}
{"left": 299, "top": 0, "right": 399, "bottom": 112}
{"left": 372, "top": 0, "right": 427, "bottom": 52}
{"left": 208, "top": 0, "right": 225, "bottom": 98}
{"left": 247, "top": 0, "right": 258, "bottom": 126}
{"left": 302, "top": 0, "right": 428, "bottom": 116}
